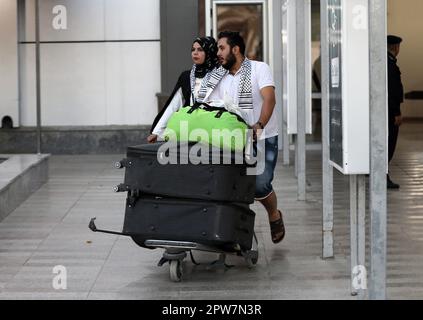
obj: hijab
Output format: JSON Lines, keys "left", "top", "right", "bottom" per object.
{"left": 192, "top": 36, "right": 219, "bottom": 78}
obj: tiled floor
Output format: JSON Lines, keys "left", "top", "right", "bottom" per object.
{"left": 0, "top": 121, "right": 422, "bottom": 300}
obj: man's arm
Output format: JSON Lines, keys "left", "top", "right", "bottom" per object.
{"left": 252, "top": 86, "right": 276, "bottom": 140}
{"left": 388, "top": 63, "right": 403, "bottom": 114}
{"left": 257, "top": 86, "right": 276, "bottom": 127}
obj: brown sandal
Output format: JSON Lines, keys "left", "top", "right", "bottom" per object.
{"left": 270, "top": 210, "right": 285, "bottom": 244}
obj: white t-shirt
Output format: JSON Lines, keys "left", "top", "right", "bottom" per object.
{"left": 207, "top": 60, "right": 278, "bottom": 139}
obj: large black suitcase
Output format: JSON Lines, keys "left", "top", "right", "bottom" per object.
{"left": 117, "top": 142, "right": 256, "bottom": 204}
{"left": 123, "top": 196, "right": 256, "bottom": 251}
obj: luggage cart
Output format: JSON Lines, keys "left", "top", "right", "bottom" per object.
{"left": 89, "top": 141, "right": 259, "bottom": 282}
{"left": 89, "top": 218, "right": 258, "bottom": 282}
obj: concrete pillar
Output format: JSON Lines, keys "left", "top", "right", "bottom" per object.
{"left": 368, "top": 0, "right": 388, "bottom": 300}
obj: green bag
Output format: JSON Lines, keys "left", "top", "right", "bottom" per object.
{"left": 164, "top": 105, "right": 249, "bottom": 151}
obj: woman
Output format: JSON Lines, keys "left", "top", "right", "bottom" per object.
{"left": 147, "top": 36, "right": 219, "bottom": 143}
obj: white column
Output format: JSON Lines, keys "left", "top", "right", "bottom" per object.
{"left": 296, "top": 0, "right": 306, "bottom": 201}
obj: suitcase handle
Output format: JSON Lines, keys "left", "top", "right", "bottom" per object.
{"left": 89, "top": 218, "right": 131, "bottom": 236}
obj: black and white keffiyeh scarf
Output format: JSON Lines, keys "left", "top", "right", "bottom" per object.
{"left": 192, "top": 57, "right": 253, "bottom": 109}
{"left": 194, "top": 66, "right": 227, "bottom": 103}
{"left": 237, "top": 58, "right": 253, "bottom": 110}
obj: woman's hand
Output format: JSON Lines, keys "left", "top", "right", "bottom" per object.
{"left": 147, "top": 134, "right": 158, "bottom": 143}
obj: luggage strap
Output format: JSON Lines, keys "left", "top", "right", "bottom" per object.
{"left": 185, "top": 103, "right": 249, "bottom": 126}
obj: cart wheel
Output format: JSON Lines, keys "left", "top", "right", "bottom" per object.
{"left": 169, "top": 260, "right": 183, "bottom": 282}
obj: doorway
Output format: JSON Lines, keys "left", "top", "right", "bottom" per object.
{"left": 206, "top": 0, "right": 269, "bottom": 62}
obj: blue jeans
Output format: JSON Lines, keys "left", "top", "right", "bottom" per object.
{"left": 254, "top": 136, "right": 279, "bottom": 200}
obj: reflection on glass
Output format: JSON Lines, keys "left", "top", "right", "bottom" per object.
{"left": 216, "top": 4, "right": 263, "bottom": 61}
{"left": 328, "top": 0, "right": 343, "bottom": 167}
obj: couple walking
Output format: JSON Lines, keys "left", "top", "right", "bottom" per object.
{"left": 148, "top": 31, "right": 285, "bottom": 244}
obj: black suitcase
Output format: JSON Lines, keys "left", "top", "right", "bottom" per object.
{"left": 123, "top": 196, "right": 256, "bottom": 251}
{"left": 117, "top": 142, "right": 256, "bottom": 204}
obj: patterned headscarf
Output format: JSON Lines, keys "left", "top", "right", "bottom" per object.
{"left": 192, "top": 36, "right": 219, "bottom": 78}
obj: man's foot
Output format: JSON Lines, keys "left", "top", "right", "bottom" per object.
{"left": 387, "top": 176, "right": 400, "bottom": 189}
{"left": 269, "top": 210, "right": 285, "bottom": 244}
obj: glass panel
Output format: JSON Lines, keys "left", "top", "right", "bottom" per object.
{"left": 216, "top": 4, "right": 264, "bottom": 61}
{"left": 328, "top": 0, "right": 344, "bottom": 167}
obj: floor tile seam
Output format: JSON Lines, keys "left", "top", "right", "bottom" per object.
{"left": 2, "top": 170, "right": 95, "bottom": 292}
{"left": 86, "top": 235, "right": 120, "bottom": 298}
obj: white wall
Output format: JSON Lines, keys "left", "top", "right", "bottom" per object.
{"left": 0, "top": 0, "right": 19, "bottom": 127}
{"left": 19, "top": 0, "right": 161, "bottom": 126}
{"left": 388, "top": 0, "right": 423, "bottom": 118}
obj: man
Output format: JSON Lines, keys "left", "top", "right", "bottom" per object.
{"left": 387, "top": 35, "right": 404, "bottom": 189}
{"left": 208, "top": 31, "right": 285, "bottom": 244}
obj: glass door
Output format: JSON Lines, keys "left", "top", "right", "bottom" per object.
{"left": 207, "top": 0, "right": 268, "bottom": 62}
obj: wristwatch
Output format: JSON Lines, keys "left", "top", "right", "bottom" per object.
{"left": 256, "top": 121, "right": 264, "bottom": 129}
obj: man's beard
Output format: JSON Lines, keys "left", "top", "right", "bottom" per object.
{"left": 222, "top": 52, "right": 236, "bottom": 70}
